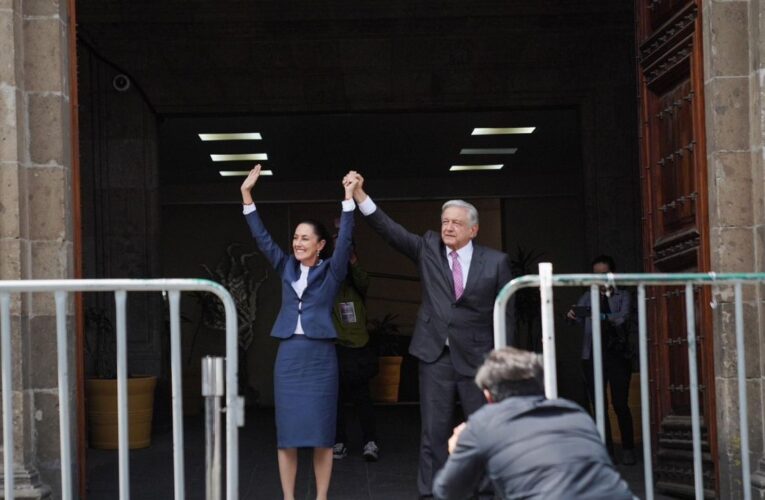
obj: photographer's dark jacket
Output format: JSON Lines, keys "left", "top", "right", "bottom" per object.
{"left": 574, "top": 287, "right": 631, "bottom": 360}
{"left": 432, "top": 395, "right": 635, "bottom": 500}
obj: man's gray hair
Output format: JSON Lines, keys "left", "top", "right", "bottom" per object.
{"left": 441, "top": 200, "right": 479, "bottom": 227}
{"left": 474, "top": 347, "right": 544, "bottom": 402}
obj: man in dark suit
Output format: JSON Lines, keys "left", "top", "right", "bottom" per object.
{"left": 349, "top": 173, "right": 514, "bottom": 498}
{"left": 433, "top": 347, "right": 635, "bottom": 500}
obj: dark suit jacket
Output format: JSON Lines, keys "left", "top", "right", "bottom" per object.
{"left": 365, "top": 206, "right": 514, "bottom": 376}
{"left": 245, "top": 208, "right": 354, "bottom": 339}
{"left": 432, "top": 396, "right": 635, "bottom": 500}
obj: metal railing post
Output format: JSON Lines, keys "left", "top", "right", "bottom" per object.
{"left": 637, "top": 285, "right": 654, "bottom": 500}
{"left": 1, "top": 292, "right": 13, "bottom": 499}
{"left": 590, "top": 285, "right": 606, "bottom": 443}
{"left": 685, "top": 284, "right": 703, "bottom": 499}
{"left": 734, "top": 284, "right": 752, "bottom": 500}
{"left": 203, "top": 356, "right": 225, "bottom": 500}
{"left": 168, "top": 290, "right": 185, "bottom": 500}
{"left": 115, "top": 290, "right": 130, "bottom": 500}
{"left": 539, "top": 263, "right": 558, "bottom": 399}
{"left": 55, "top": 291, "right": 73, "bottom": 500}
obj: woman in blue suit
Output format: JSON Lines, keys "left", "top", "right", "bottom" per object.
{"left": 240, "top": 165, "right": 358, "bottom": 500}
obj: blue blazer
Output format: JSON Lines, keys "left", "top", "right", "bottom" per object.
{"left": 245, "top": 208, "right": 354, "bottom": 340}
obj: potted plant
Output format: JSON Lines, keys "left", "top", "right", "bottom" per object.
{"left": 189, "top": 244, "right": 268, "bottom": 408}
{"left": 368, "top": 313, "right": 404, "bottom": 403}
{"left": 84, "top": 306, "right": 157, "bottom": 449}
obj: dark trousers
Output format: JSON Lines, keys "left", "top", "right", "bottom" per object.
{"left": 582, "top": 352, "right": 635, "bottom": 451}
{"left": 335, "top": 345, "right": 377, "bottom": 445}
{"left": 417, "top": 348, "right": 486, "bottom": 497}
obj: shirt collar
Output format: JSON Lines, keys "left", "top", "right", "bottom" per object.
{"left": 447, "top": 240, "right": 474, "bottom": 260}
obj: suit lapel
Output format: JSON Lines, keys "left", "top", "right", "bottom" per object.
{"left": 306, "top": 260, "right": 325, "bottom": 287}
{"left": 283, "top": 259, "right": 300, "bottom": 297}
{"left": 462, "top": 245, "right": 484, "bottom": 298}
{"left": 438, "top": 241, "right": 455, "bottom": 292}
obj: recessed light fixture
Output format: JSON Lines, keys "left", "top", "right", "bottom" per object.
{"left": 219, "top": 170, "right": 273, "bottom": 177}
{"left": 460, "top": 148, "right": 518, "bottom": 155}
{"left": 471, "top": 127, "right": 535, "bottom": 135}
{"left": 449, "top": 164, "right": 504, "bottom": 172}
{"left": 210, "top": 153, "right": 268, "bottom": 162}
{"left": 199, "top": 133, "right": 262, "bottom": 141}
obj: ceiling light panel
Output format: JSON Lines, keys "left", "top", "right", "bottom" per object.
{"left": 449, "top": 164, "right": 504, "bottom": 172}
{"left": 219, "top": 170, "right": 273, "bottom": 176}
{"left": 199, "top": 133, "right": 262, "bottom": 141}
{"left": 210, "top": 153, "right": 268, "bottom": 162}
{"left": 459, "top": 148, "right": 518, "bottom": 155}
{"left": 471, "top": 127, "right": 535, "bottom": 135}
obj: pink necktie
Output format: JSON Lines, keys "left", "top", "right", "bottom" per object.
{"left": 451, "top": 251, "right": 464, "bottom": 300}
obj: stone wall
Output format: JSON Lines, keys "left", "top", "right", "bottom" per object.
{"left": 702, "top": 0, "right": 765, "bottom": 497}
{"left": 0, "top": 0, "right": 75, "bottom": 497}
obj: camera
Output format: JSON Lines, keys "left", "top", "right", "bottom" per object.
{"left": 572, "top": 306, "right": 591, "bottom": 318}
{"left": 112, "top": 74, "right": 131, "bottom": 92}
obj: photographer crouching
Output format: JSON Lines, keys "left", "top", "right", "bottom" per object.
{"left": 432, "top": 347, "right": 635, "bottom": 500}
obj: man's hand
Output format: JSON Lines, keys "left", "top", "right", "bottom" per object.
{"left": 347, "top": 171, "right": 367, "bottom": 203}
{"left": 448, "top": 422, "right": 467, "bottom": 455}
{"left": 240, "top": 164, "right": 262, "bottom": 205}
{"left": 566, "top": 307, "right": 577, "bottom": 320}
{"left": 343, "top": 171, "right": 360, "bottom": 200}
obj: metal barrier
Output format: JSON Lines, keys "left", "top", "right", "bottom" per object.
{"left": 493, "top": 266, "right": 765, "bottom": 500}
{"left": 0, "top": 279, "right": 244, "bottom": 500}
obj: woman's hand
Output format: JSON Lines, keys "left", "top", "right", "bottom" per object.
{"left": 240, "top": 164, "right": 262, "bottom": 205}
{"left": 344, "top": 171, "right": 367, "bottom": 203}
{"left": 343, "top": 171, "right": 360, "bottom": 200}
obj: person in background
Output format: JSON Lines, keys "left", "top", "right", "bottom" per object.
{"left": 331, "top": 221, "right": 380, "bottom": 462}
{"left": 432, "top": 347, "right": 635, "bottom": 500}
{"left": 566, "top": 254, "right": 636, "bottom": 465}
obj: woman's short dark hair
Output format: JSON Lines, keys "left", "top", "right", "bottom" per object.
{"left": 591, "top": 254, "right": 616, "bottom": 272}
{"left": 474, "top": 347, "right": 544, "bottom": 402}
{"left": 297, "top": 219, "right": 333, "bottom": 260}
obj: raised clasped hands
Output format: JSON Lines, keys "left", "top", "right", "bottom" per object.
{"left": 342, "top": 170, "right": 361, "bottom": 200}
{"left": 343, "top": 171, "right": 366, "bottom": 202}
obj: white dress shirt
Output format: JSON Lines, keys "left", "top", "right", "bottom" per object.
{"left": 291, "top": 264, "right": 310, "bottom": 334}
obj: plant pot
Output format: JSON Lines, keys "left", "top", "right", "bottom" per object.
{"left": 86, "top": 375, "right": 157, "bottom": 449}
{"left": 370, "top": 356, "right": 403, "bottom": 403}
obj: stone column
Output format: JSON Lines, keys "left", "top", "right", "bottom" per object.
{"left": 0, "top": 0, "right": 76, "bottom": 498}
{"left": 702, "top": 0, "right": 765, "bottom": 498}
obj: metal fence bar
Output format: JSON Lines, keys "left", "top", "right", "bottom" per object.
{"left": 203, "top": 356, "right": 225, "bottom": 500}
{"left": 55, "top": 291, "right": 73, "bottom": 500}
{"left": 684, "top": 284, "right": 703, "bottom": 499}
{"left": 168, "top": 290, "right": 185, "bottom": 500}
{"left": 491, "top": 271, "right": 765, "bottom": 499}
{"left": 224, "top": 295, "right": 241, "bottom": 500}
{"left": 1, "top": 292, "right": 13, "bottom": 500}
{"left": 637, "top": 285, "right": 654, "bottom": 500}
{"left": 589, "top": 286, "right": 606, "bottom": 443}
{"left": 539, "top": 263, "right": 558, "bottom": 399}
{"left": 115, "top": 290, "right": 130, "bottom": 500}
{"left": 734, "top": 284, "right": 752, "bottom": 500}
{"left": 0, "top": 279, "right": 242, "bottom": 500}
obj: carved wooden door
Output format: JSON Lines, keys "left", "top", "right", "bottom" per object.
{"left": 636, "top": 1, "right": 717, "bottom": 496}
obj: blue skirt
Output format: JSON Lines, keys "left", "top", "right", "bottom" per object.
{"left": 274, "top": 335, "right": 338, "bottom": 448}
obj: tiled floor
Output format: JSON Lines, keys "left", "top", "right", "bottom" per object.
{"left": 87, "top": 405, "right": 665, "bottom": 499}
